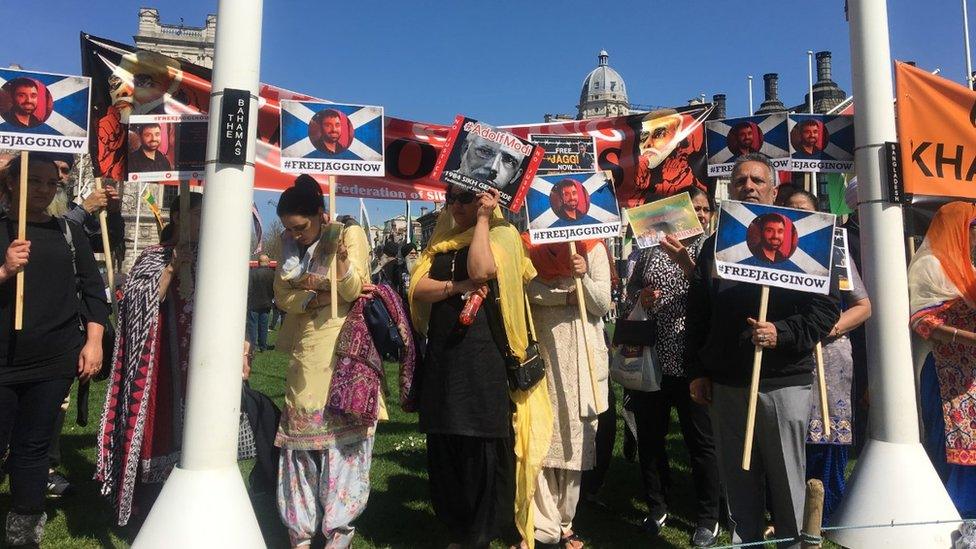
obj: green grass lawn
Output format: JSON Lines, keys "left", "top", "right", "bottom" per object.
{"left": 1, "top": 329, "right": 844, "bottom": 548}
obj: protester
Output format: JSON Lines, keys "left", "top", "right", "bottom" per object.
{"left": 908, "top": 201, "right": 976, "bottom": 519}
{"left": 786, "top": 190, "right": 872, "bottom": 522}
{"left": 96, "top": 192, "right": 208, "bottom": 526}
{"left": 247, "top": 254, "right": 275, "bottom": 351}
{"left": 409, "top": 187, "right": 550, "bottom": 548}
{"left": 0, "top": 157, "right": 108, "bottom": 546}
{"left": 686, "top": 153, "right": 840, "bottom": 547}
{"left": 272, "top": 175, "right": 377, "bottom": 548}
{"left": 523, "top": 235, "right": 611, "bottom": 548}
{"left": 371, "top": 240, "right": 398, "bottom": 284}
{"left": 621, "top": 186, "right": 721, "bottom": 547}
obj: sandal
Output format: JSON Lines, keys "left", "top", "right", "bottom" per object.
{"left": 560, "top": 532, "right": 584, "bottom": 549}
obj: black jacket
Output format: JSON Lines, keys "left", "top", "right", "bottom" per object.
{"left": 685, "top": 234, "right": 840, "bottom": 387}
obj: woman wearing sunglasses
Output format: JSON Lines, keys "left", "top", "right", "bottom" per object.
{"left": 410, "top": 187, "right": 550, "bottom": 548}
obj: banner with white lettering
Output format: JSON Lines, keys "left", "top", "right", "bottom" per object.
{"left": 714, "top": 201, "right": 835, "bottom": 294}
{"left": 705, "top": 114, "right": 790, "bottom": 176}
{"left": 529, "top": 134, "right": 598, "bottom": 174}
{"left": 788, "top": 114, "right": 854, "bottom": 173}
{"left": 126, "top": 114, "right": 207, "bottom": 182}
{"left": 526, "top": 171, "right": 620, "bottom": 244}
{"left": 280, "top": 100, "right": 384, "bottom": 176}
{"left": 432, "top": 116, "right": 544, "bottom": 210}
{"left": 0, "top": 67, "right": 90, "bottom": 154}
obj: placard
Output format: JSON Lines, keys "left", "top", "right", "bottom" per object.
{"left": 626, "top": 192, "right": 703, "bottom": 248}
{"left": 529, "top": 134, "right": 598, "bottom": 174}
{"left": 127, "top": 114, "right": 207, "bottom": 182}
{"left": 705, "top": 114, "right": 790, "bottom": 176}
{"left": 526, "top": 171, "right": 620, "bottom": 244}
{"left": 0, "top": 67, "right": 90, "bottom": 154}
{"left": 788, "top": 114, "right": 855, "bottom": 173}
{"left": 280, "top": 100, "right": 384, "bottom": 176}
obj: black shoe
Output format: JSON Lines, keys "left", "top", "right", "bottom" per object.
{"left": 643, "top": 512, "right": 667, "bottom": 537}
{"left": 691, "top": 521, "right": 719, "bottom": 547}
{"left": 46, "top": 472, "right": 72, "bottom": 498}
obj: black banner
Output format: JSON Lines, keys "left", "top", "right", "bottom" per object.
{"left": 218, "top": 88, "right": 249, "bottom": 166}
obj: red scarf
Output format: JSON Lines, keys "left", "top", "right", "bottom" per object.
{"left": 521, "top": 233, "right": 605, "bottom": 280}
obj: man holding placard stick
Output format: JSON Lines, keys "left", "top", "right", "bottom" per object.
{"left": 686, "top": 153, "right": 839, "bottom": 547}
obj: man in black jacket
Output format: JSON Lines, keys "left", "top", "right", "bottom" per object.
{"left": 686, "top": 153, "right": 839, "bottom": 547}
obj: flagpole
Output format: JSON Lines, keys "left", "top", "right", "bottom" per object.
{"left": 405, "top": 199, "right": 411, "bottom": 243}
{"left": 807, "top": 50, "right": 815, "bottom": 114}
{"left": 964, "top": 0, "right": 974, "bottom": 88}
{"left": 747, "top": 75, "right": 754, "bottom": 115}
{"left": 828, "top": 0, "right": 959, "bottom": 545}
{"left": 132, "top": 0, "right": 265, "bottom": 546}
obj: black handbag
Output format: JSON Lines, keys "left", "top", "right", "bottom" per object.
{"left": 363, "top": 285, "right": 404, "bottom": 361}
{"left": 484, "top": 280, "right": 545, "bottom": 392}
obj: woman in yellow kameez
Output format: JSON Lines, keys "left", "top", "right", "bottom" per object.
{"left": 273, "top": 175, "right": 379, "bottom": 549}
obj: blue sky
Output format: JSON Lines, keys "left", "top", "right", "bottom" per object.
{"left": 1, "top": 0, "right": 971, "bottom": 229}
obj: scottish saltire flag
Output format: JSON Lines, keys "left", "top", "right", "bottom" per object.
{"left": 526, "top": 171, "right": 621, "bottom": 244}
{"left": 714, "top": 201, "right": 836, "bottom": 294}
{"left": 0, "top": 68, "right": 90, "bottom": 154}
{"left": 705, "top": 114, "right": 790, "bottom": 176}
{"left": 279, "top": 100, "right": 384, "bottom": 176}
{"left": 788, "top": 114, "right": 855, "bottom": 173}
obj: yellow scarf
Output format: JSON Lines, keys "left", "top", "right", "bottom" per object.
{"left": 409, "top": 208, "right": 552, "bottom": 547}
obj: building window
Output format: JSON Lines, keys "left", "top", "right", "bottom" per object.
{"left": 162, "top": 184, "right": 178, "bottom": 209}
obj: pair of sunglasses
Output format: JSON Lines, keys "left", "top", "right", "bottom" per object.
{"left": 445, "top": 191, "right": 477, "bottom": 205}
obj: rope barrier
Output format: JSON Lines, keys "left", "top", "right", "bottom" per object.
{"left": 708, "top": 517, "right": 974, "bottom": 549}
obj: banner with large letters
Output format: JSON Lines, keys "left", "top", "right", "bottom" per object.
{"left": 895, "top": 61, "right": 976, "bottom": 200}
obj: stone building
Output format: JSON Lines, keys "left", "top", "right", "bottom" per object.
{"left": 576, "top": 51, "right": 631, "bottom": 120}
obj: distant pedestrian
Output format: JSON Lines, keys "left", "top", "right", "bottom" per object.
{"left": 247, "top": 254, "right": 275, "bottom": 351}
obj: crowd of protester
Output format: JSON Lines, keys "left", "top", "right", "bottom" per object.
{"left": 0, "top": 151, "right": 973, "bottom": 548}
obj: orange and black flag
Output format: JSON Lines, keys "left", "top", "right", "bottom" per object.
{"left": 896, "top": 61, "right": 976, "bottom": 200}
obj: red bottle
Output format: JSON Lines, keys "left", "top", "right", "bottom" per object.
{"left": 459, "top": 285, "right": 488, "bottom": 326}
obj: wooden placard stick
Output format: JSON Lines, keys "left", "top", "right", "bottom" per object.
{"left": 814, "top": 342, "right": 831, "bottom": 438}
{"left": 328, "top": 176, "right": 338, "bottom": 320}
{"left": 95, "top": 178, "right": 117, "bottom": 318}
{"left": 569, "top": 241, "right": 603, "bottom": 411}
{"left": 742, "top": 285, "right": 770, "bottom": 470}
{"left": 14, "top": 151, "right": 27, "bottom": 331}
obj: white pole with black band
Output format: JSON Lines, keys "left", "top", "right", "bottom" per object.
{"left": 132, "top": 0, "right": 265, "bottom": 546}
{"left": 828, "top": 0, "right": 959, "bottom": 546}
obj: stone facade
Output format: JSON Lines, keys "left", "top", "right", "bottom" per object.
{"left": 577, "top": 51, "right": 630, "bottom": 120}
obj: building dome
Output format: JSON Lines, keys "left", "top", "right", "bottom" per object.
{"left": 577, "top": 50, "right": 630, "bottom": 119}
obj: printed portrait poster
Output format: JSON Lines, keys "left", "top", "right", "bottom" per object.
{"left": 626, "top": 192, "right": 703, "bottom": 249}
{"left": 126, "top": 114, "right": 207, "bottom": 182}
{"left": 432, "top": 116, "right": 544, "bottom": 211}
{"left": 280, "top": 100, "right": 384, "bottom": 177}
{"left": 0, "top": 67, "right": 90, "bottom": 154}
{"left": 714, "top": 201, "right": 836, "bottom": 294}
{"left": 705, "top": 114, "right": 790, "bottom": 176}
{"left": 529, "top": 134, "right": 598, "bottom": 174}
{"left": 526, "top": 171, "right": 621, "bottom": 244}
{"left": 832, "top": 227, "right": 854, "bottom": 292}
{"left": 788, "top": 114, "right": 854, "bottom": 173}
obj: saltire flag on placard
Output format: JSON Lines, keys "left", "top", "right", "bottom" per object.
{"left": 525, "top": 171, "right": 620, "bottom": 244}
{"left": 705, "top": 114, "right": 790, "bottom": 176}
{"left": 280, "top": 100, "right": 384, "bottom": 176}
{"left": 788, "top": 114, "right": 854, "bottom": 173}
{"left": 0, "top": 67, "right": 90, "bottom": 154}
{"left": 714, "top": 201, "right": 836, "bottom": 294}
{"left": 895, "top": 61, "right": 976, "bottom": 200}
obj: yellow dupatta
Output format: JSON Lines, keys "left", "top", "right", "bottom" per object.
{"left": 408, "top": 208, "right": 552, "bottom": 547}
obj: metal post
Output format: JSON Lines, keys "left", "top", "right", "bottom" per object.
{"left": 828, "top": 1, "right": 959, "bottom": 546}
{"left": 965, "top": 0, "right": 974, "bottom": 87}
{"left": 747, "top": 75, "right": 754, "bottom": 115}
{"left": 807, "top": 50, "right": 815, "bottom": 114}
{"left": 132, "top": 0, "right": 265, "bottom": 546}
{"left": 405, "top": 199, "right": 412, "bottom": 243}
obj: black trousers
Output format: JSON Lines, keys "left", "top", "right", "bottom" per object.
{"left": 581, "top": 384, "right": 616, "bottom": 498}
{"left": 628, "top": 375, "right": 720, "bottom": 527}
{"left": 0, "top": 377, "right": 74, "bottom": 514}
{"left": 426, "top": 433, "right": 519, "bottom": 547}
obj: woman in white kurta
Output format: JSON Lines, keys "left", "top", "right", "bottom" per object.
{"left": 524, "top": 238, "right": 611, "bottom": 548}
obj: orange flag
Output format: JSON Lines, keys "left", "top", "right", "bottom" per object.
{"left": 896, "top": 61, "right": 976, "bottom": 200}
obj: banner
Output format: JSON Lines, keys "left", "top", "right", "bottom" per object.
{"left": 432, "top": 116, "right": 543, "bottom": 210}
{"left": 714, "top": 201, "right": 835, "bottom": 294}
{"left": 81, "top": 33, "right": 444, "bottom": 201}
{"left": 127, "top": 114, "right": 207, "bottom": 182}
{"left": 507, "top": 104, "right": 713, "bottom": 208}
{"left": 788, "top": 114, "right": 854, "bottom": 173}
{"left": 626, "top": 192, "right": 703, "bottom": 248}
{"left": 529, "top": 134, "right": 598, "bottom": 174}
{"left": 526, "top": 171, "right": 620, "bottom": 244}
{"left": 280, "top": 100, "right": 384, "bottom": 176}
{"left": 705, "top": 114, "right": 790, "bottom": 176}
{"left": 0, "top": 67, "right": 90, "bottom": 154}
{"left": 895, "top": 61, "right": 976, "bottom": 200}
